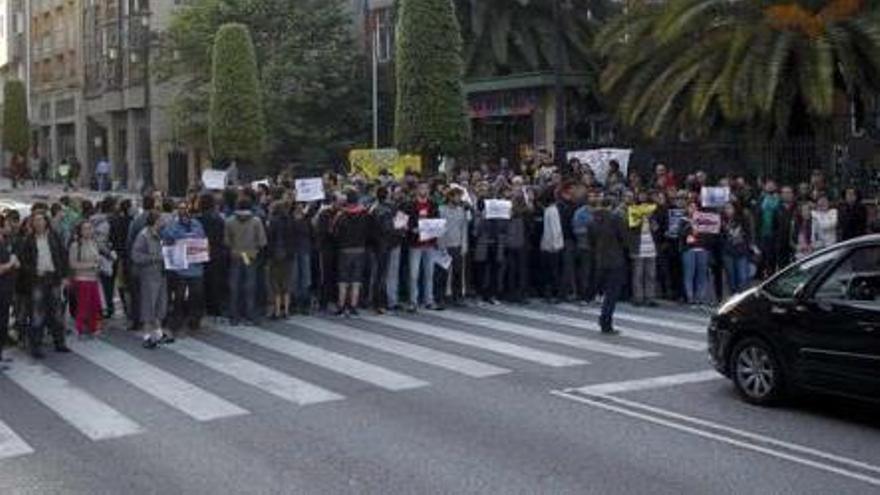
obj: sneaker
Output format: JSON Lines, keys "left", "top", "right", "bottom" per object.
{"left": 334, "top": 307, "right": 347, "bottom": 317}
{"left": 406, "top": 304, "right": 418, "bottom": 314}
{"left": 158, "top": 334, "right": 176, "bottom": 345}
{"left": 54, "top": 345, "right": 72, "bottom": 353}
{"left": 142, "top": 337, "right": 158, "bottom": 350}
{"left": 600, "top": 327, "right": 620, "bottom": 335}
{"left": 30, "top": 349, "right": 46, "bottom": 360}
{"left": 348, "top": 307, "right": 360, "bottom": 317}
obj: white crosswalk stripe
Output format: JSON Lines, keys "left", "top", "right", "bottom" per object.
{"left": 362, "top": 315, "right": 587, "bottom": 367}
{"left": 481, "top": 305, "right": 707, "bottom": 352}
{"left": 167, "top": 338, "right": 344, "bottom": 406}
{"left": 71, "top": 340, "right": 249, "bottom": 421}
{"left": 0, "top": 418, "right": 34, "bottom": 460}
{"left": 291, "top": 317, "right": 510, "bottom": 378}
{"left": 215, "top": 325, "right": 429, "bottom": 391}
{"left": 556, "top": 304, "right": 706, "bottom": 334}
{"left": 431, "top": 310, "right": 659, "bottom": 359}
{"left": 4, "top": 355, "right": 143, "bottom": 441}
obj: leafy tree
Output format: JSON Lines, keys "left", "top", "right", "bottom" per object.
{"left": 395, "top": 0, "right": 469, "bottom": 161}
{"left": 209, "top": 23, "right": 266, "bottom": 165}
{"left": 161, "top": 0, "right": 369, "bottom": 169}
{"left": 595, "top": 0, "right": 880, "bottom": 138}
{"left": 455, "top": 0, "right": 612, "bottom": 78}
{"left": 2, "top": 80, "right": 30, "bottom": 157}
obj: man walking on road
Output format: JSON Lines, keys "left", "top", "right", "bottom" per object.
{"left": 588, "top": 198, "right": 630, "bottom": 334}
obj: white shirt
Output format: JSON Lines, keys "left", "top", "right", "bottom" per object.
{"left": 36, "top": 234, "right": 55, "bottom": 275}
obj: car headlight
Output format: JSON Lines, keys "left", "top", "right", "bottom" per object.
{"left": 717, "top": 287, "right": 757, "bottom": 316}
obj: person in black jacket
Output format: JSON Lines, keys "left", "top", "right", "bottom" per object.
{"left": 0, "top": 215, "right": 20, "bottom": 369}
{"left": 588, "top": 199, "right": 630, "bottom": 334}
{"left": 267, "top": 201, "right": 295, "bottom": 319}
{"left": 19, "top": 212, "right": 71, "bottom": 358}
{"left": 840, "top": 187, "right": 868, "bottom": 241}
{"left": 196, "top": 193, "right": 227, "bottom": 318}
{"left": 331, "top": 188, "right": 372, "bottom": 316}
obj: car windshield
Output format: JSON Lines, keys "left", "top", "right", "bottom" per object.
{"left": 762, "top": 249, "right": 846, "bottom": 299}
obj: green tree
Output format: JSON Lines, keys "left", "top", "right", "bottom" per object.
{"left": 209, "top": 23, "right": 266, "bottom": 165}
{"left": 161, "top": 0, "right": 369, "bottom": 168}
{"left": 455, "top": 0, "right": 612, "bottom": 78}
{"left": 395, "top": 0, "right": 469, "bottom": 161}
{"left": 2, "top": 80, "right": 30, "bottom": 157}
{"left": 595, "top": 0, "right": 880, "bottom": 138}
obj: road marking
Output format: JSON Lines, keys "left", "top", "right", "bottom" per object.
{"left": 436, "top": 309, "right": 658, "bottom": 359}
{"left": 618, "top": 304, "right": 712, "bottom": 325}
{"left": 168, "top": 338, "right": 344, "bottom": 405}
{"left": 551, "top": 391, "right": 880, "bottom": 487}
{"left": 71, "top": 340, "right": 248, "bottom": 421}
{"left": 215, "top": 325, "right": 428, "bottom": 391}
{"left": 557, "top": 303, "right": 706, "bottom": 334}
{"left": 4, "top": 357, "right": 143, "bottom": 441}
{"left": 565, "top": 370, "right": 722, "bottom": 396}
{"left": 488, "top": 305, "right": 706, "bottom": 352}
{"left": 292, "top": 317, "right": 509, "bottom": 378}
{"left": 363, "top": 315, "right": 586, "bottom": 367}
{"left": 0, "top": 419, "right": 35, "bottom": 460}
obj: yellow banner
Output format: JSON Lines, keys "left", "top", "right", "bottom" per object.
{"left": 348, "top": 149, "right": 422, "bottom": 179}
{"left": 627, "top": 203, "right": 657, "bottom": 228}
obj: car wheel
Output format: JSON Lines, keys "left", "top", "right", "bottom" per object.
{"left": 730, "top": 338, "right": 786, "bottom": 406}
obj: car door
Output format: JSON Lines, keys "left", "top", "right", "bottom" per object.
{"left": 788, "top": 245, "right": 880, "bottom": 398}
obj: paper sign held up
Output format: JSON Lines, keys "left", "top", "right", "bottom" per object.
{"left": 418, "top": 219, "right": 447, "bottom": 241}
{"left": 295, "top": 178, "right": 325, "bottom": 202}
{"left": 484, "top": 199, "right": 512, "bottom": 220}
{"left": 202, "top": 169, "right": 228, "bottom": 190}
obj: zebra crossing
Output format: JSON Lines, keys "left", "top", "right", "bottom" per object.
{"left": 0, "top": 302, "right": 710, "bottom": 461}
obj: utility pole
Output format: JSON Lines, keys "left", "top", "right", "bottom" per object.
{"left": 553, "top": 0, "right": 567, "bottom": 166}
{"left": 372, "top": 19, "right": 379, "bottom": 149}
{"left": 140, "top": 8, "right": 154, "bottom": 191}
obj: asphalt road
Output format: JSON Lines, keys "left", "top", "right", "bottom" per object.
{"left": 0, "top": 301, "right": 878, "bottom": 494}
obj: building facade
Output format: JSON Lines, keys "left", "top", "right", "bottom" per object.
{"left": 29, "top": 0, "right": 85, "bottom": 174}
{"left": 0, "top": 0, "right": 29, "bottom": 156}
{"left": 82, "top": 0, "right": 185, "bottom": 193}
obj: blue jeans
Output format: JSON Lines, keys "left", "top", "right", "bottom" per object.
{"left": 386, "top": 246, "right": 401, "bottom": 307}
{"left": 682, "top": 249, "right": 710, "bottom": 304}
{"left": 229, "top": 257, "right": 257, "bottom": 322}
{"left": 409, "top": 247, "right": 435, "bottom": 307}
{"left": 723, "top": 254, "right": 751, "bottom": 295}
{"left": 291, "top": 252, "right": 311, "bottom": 307}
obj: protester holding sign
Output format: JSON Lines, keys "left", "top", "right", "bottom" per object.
{"left": 163, "top": 200, "right": 208, "bottom": 334}
{"left": 681, "top": 203, "right": 711, "bottom": 305}
{"left": 474, "top": 191, "right": 510, "bottom": 305}
{"left": 404, "top": 182, "right": 441, "bottom": 312}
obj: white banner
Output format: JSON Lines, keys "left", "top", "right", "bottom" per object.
{"left": 566, "top": 148, "right": 632, "bottom": 184}
{"left": 295, "top": 178, "right": 325, "bottom": 202}
{"left": 183, "top": 238, "right": 210, "bottom": 264}
{"left": 201, "top": 169, "right": 227, "bottom": 190}
{"left": 484, "top": 199, "right": 512, "bottom": 220}
{"left": 418, "top": 219, "right": 447, "bottom": 242}
{"left": 701, "top": 187, "right": 730, "bottom": 209}
{"left": 162, "top": 243, "right": 189, "bottom": 271}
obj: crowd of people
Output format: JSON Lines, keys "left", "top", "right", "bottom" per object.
{"left": 0, "top": 160, "right": 878, "bottom": 364}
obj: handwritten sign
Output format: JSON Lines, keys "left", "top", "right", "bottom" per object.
{"left": 693, "top": 212, "right": 721, "bottom": 235}
{"left": 393, "top": 211, "right": 410, "bottom": 230}
{"left": 484, "top": 199, "right": 512, "bottom": 220}
{"left": 418, "top": 219, "right": 447, "bottom": 241}
{"left": 433, "top": 250, "right": 453, "bottom": 270}
{"left": 162, "top": 243, "right": 188, "bottom": 271}
{"left": 202, "top": 169, "right": 227, "bottom": 190}
{"left": 701, "top": 187, "right": 730, "bottom": 209}
{"left": 295, "top": 178, "right": 325, "bottom": 202}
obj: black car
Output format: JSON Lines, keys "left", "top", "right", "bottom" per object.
{"left": 709, "top": 234, "right": 880, "bottom": 405}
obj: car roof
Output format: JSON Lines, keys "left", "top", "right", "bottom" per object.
{"left": 837, "top": 234, "right": 880, "bottom": 249}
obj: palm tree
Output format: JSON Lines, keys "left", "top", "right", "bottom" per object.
{"left": 457, "top": 0, "right": 613, "bottom": 78}
{"left": 595, "top": 0, "right": 880, "bottom": 138}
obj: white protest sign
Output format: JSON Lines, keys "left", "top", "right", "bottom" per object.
{"left": 251, "top": 178, "right": 271, "bottom": 190}
{"left": 418, "top": 218, "right": 447, "bottom": 241}
{"left": 162, "top": 243, "right": 189, "bottom": 271}
{"left": 393, "top": 211, "right": 410, "bottom": 230}
{"left": 295, "top": 178, "right": 325, "bottom": 202}
{"left": 433, "top": 250, "right": 453, "bottom": 271}
{"left": 701, "top": 187, "right": 730, "bottom": 209}
{"left": 183, "top": 238, "right": 210, "bottom": 264}
{"left": 693, "top": 212, "right": 722, "bottom": 235}
{"left": 484, "top": 199, "right": 512, "bottom": 220}
{"left": 566, "top": 148, "right": 632, "bottom": 184}
{"left": 202, "top": 169, "right": 228, "bottom": 190}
